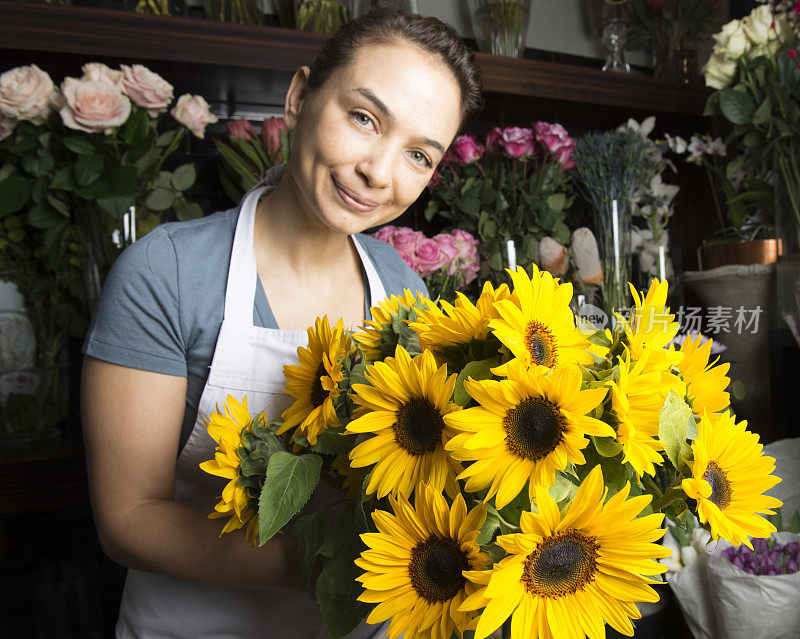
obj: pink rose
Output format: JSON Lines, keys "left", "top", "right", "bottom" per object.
{"left": 81, "top": 63, "right": 123, "bottom": 88}
{"left": 499, "top": 127, "right": 535, "bottom": 158}
{"left": 59, "top": 77, "right": 131, "bottom": 134}
{"left": 226, "top": 118, "right": 257, "bottom": 143}
{"left": 372, "top": 225, "right": 397, "bottom": 244}
{"left": 0, "top": 64, "right": 60, "bottom": 125}
{"left": 261, "top": 117, "right": 288, "bottom": 160}
{"left": 485, "top": 127, "right": 503, "bottom": 153}
{"left": 450, "top": 229, "right": 479, "bottom": 263}
{"left": 415, "top": 237, "right": 447, "bottom": 276}
{"left": 433, "top": 234, "right": 460, "bottom": 274}
{"left": 120, "top": 64, "right": 174, "bottom": 117}
{"left": 171, "top": 94, "right": 218, "bottom": 139}
{"left": 390, "top": 227, "right": 423, "bottom": 258}
{"left": 448, "top": 134, "right": 484, "bottom": 164}
{"left": 534, "top": 121, "right": 576, "bottom": 168}
{"left": 0, "top": 113, "right": 17, "bottom": 142}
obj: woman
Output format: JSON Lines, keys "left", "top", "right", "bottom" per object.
{"left": 81, "top": 8, "right": 482, "bottom": 639}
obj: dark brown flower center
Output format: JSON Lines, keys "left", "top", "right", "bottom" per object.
{"left": 703, "top": 460, "right": 732, "bottom": 509}
{"left": 525, "top": 321, "right": 557, "bottom": 367}
{"left": 523, "top": 530, "right": 599, "bottom": 598}
{"left": 310, "top": 363, "right": 328, "bottom": 408}
{"left": 394, "top": 397, "right": 445, "bottom": 456}
{"left": 504, "top": 397, "right": 566, "bottom": 461}
{"left": 409, "top": 535, "right": 470, "bottom": 603}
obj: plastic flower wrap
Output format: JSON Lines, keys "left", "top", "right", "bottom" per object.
{"left": 201, "top": 268, "right": 783, "bottom": 639}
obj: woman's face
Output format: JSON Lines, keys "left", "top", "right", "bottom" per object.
{"left": 284, "top": 40, "right": 463, "bottom": 236}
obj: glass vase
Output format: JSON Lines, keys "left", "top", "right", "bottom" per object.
{"left": 652, "top": 32, "right": 697, "bottom": 84}
{"left": 774, "top": 145, "right": 800, "bottom": 347}
{"left": 600, "top": 0, "right": 631, "bottom": 73}
{"left": 595, "top": 198, "right": 632, "bottom": 314}
{"left": 294, "top": 0, "right": 348, "bottom": 33}
{"left": 467, "top": 0, "right": 531, "bottom": 58}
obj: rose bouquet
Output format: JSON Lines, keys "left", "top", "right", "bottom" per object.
{"left": 201, "top": 267, "right": 783, "bottom": 639}
{"left": 372, "top": 225, "right": 480, "bottom": 301}
{"left": 214, "top": 116, "right": 291, "bottom": 204}
{"left": 425, "top": 124, "right": 576, "bottom": 288}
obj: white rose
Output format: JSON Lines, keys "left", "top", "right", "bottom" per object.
{"left": 743, "top": 5, "right": 775, "bottom": 47}
{"left": 713, "top": 19, "right": 749, "bottom": 59}
{"left": 170, "top": 94, "right": 218, "bottom": 139}
{"left": 0, "top": 64, "right": 59, "bottom": 125}
{"left": 59, "top": 77, "right": 131, "bottom": 134}
{"left": 0, "top": 113, "right": 16, "bottom": 141}
{"left": 120, "top": 64, "right": 174, "bottom": 118}
{"left": 704, "top": 51, "right": 737, "bottom": 89}
{"left": 80, "top": 62, "right": 123, "bottom": 88}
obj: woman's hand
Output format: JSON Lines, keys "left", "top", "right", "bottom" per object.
{"left": 81, "top": 356, "right": 304, "bottom": 590}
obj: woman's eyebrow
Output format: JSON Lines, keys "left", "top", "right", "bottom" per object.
{"left": 352, "top": 88, "right": 445, "bottom": 156}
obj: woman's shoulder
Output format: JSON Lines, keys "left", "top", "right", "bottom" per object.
{"left": 355, "top": 232, "right": 427, "bottom": 297}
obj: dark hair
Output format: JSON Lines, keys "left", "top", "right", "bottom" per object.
{"left": 308, "top": 9, "right": 483, "bottom": 124}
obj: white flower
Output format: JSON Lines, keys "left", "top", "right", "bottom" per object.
{"left": 661, "top": 531, "right": 684, "bottom": 573}
{"left": 0, "top": 113, "right": 16, "bottom": 141}
{"left": 617, "top": 115, "right": 656, "bottom": 139}
{"left": 707, "top": 137, "right": 727, "bottom": 156}
{"left": 743, "top": 4, "right": 776, "bottom": 47}
{"left": 688, "top": 135, "right": 707, "bottom": 161}
{"left": 171, "top": 94, "right": 218, "bottom": 139}
{"left": 704, "top": 51, "right": 738, "bottom": 89}
{"left": 665, "top": 133, "right": 688, "bottom": 154}
{"left": 713, "top": 18, "right": 749, "bottom": 59}
{"left": 80, "top": 62, "right": 123, "bottom": 88}
{"left": 649, "top": 173, "right": 680, "bottom": 206}
{"left": 0, "top": 64, "right": 60, "bottom": 125}
{"left": 680, "top": 545, "right": 699, "bottom": 566}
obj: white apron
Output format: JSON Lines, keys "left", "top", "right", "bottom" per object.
{"left": 116, "top": 186, "right": 388, "bottom": 638}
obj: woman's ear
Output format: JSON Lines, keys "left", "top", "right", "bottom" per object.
{"left": 284, "top": 66, "right": 311, "bottom": 131}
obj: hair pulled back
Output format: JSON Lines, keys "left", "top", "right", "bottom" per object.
{"left": 308, "top": 9, "right": 483, "bottom": 124}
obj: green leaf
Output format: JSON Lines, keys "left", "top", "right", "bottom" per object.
{"left": 295, "top": 509, "right": 329, "bottom": 591}
{"left": 26, "top": 203, "right": 62, "bottom": 229}
{"left": 752, "top": 96, "right": 772, "bottom": 125}
{"left": 214, "top": 139, "right": 260, "bottom": 186}
{"left": 476, "top": 511, "right": 500, "bottom": 545}
{"left": 230, "top": 137, "right": 266, "bottom": 173}
{"left": 658, "top": 390, "right": 693, "bottom": 471}
{"left": 258, "top": 452, "right": 322, "bottom": 545}
{"left": 316, "top": 525, "right": 369, "bottom": 639}
{"left": 146, "top": 188, "right": 176, "bottom": 212}
{"left": 547, "top": 192, "right": 566, "bottom": 214}
{"left": 74, "top": 154, "right": 104, "bottom": 187}
{"left": 157, "top": 129, "right": 178, "bottom": 147}
{"left": 42, "top": 220, "right": 67, "bottom": 250}
{"left": 788, "top": 511, "right": 800, "bottom": 533}
{"left": 122, "top": 109, "right": 150, "bottom": 146}
{"left": 46, "top": 195, "right": 70, "bottom": 218}
{"left": 62, "top": 136, "right": 96, "bottom": 155}
{"left": 319, "top": 503, "right": 357, "bottom": 558}
{"left": 718, "top": 89, "right": 757, "bottom": 125}
{"left": 96, "top": 195, "right": 134, "bottom": 218}
{"left": 592, "top": 436, "right": 623, "bottom": 457}
{"left": 0, "top": 175, "right": 30, "bottom": 217}
{"left": 453, "top": 358, "right": 496, "bottom": 406}
{"left": 171, "top": 163, "right": 196, "bottom": 191}
{"left": 309, "top": 430, "right": 354, "bottom": 456}
{"left": 50, "top": 165, "right": 74, "bottom": 191}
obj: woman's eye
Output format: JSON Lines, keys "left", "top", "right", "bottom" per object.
{"left": 353, "top": 112, "right": 373, "bottom": 128}
{"left": 410, "top": 150, "right": 432, "bottom": 168}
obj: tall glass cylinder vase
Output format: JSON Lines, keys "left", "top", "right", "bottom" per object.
{"left": 467, "top": 0, "right": 531, "bottom": 58}
{"left": 595, "top": 198, "right": 632, "bottom": 314}
{"left": 774, "top": 144, "right": 800, "bottom": 347}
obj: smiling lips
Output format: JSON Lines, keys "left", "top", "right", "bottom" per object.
{"left": 333, "top": 177, "right": 380, "bottom": 213}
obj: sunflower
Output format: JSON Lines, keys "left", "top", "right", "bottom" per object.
{"left": 347, "top": 346, "right": 462, "bottom": 499}
{"left": 675, "top": 334, "right": 731, "bottom": 415}
{"left": 410, "top": 281, "right": 511, "bottom": 351}
{"left": 356, "top": 484, "right": 490, "bottom": 639}
{"left": 606, "top": 351, "right": 683, "bottom": 478}
{"left": 278, "top": 315, "right": 351, "bottom": 446}
{"left": 444, "top": 362, "right": 612, "bottom": 509}
{"left": 490, "top": 265, "right": 596, "bottom": 373}
{"left": 623, "top": 279, "right": 683, "bottom": 371}
{"left": 682, "top": 411, "right": 782, "bottom": 548}
{"left": 460, "top": 465, "right": 670, "bottom": 639}
{"left": 199, "top": 395, "right": 260, "bottom": 545}
{"left": 353, "top": 289, "right": 426, "bottom": 362}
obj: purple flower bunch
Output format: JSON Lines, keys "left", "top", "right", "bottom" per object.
{"left": 372, "top": 225, "right": 480, "bottom": 287}
{"left": 722, "top": 539, "right": 800, "bottom": 576}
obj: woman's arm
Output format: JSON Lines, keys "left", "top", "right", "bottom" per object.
{"left": 81, "top": 356, "right": 304, "bottom": 590}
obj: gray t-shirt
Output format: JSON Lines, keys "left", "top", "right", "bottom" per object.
{"left": 83, "top": 203, "right": 426, "bottom": 449}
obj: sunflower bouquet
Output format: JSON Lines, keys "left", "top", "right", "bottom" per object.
{"left": 200, "top": 268, "right": 783, "bottom": 639}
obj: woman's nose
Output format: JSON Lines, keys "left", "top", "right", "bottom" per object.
{"left": 356, "top": 142, "right": 394, "bottom": 189}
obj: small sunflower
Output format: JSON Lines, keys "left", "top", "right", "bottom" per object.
{"left": 607, "top": 351, "right": 683, "bottom": 478}
{"left": 347, "top": 346, "right": 462, "bottom": 499}
{"left": 278, "top": 315, "right": 351, "bottom": 446}
{"left": 682, "top": 412, "right": 782, "bottom": 548}
{"left": 353, "top": 289, "right": 426, "bottom": 362}
{"left": 199, "top": 395, "right": 260, "bottom": 545}
{"left": 356, "top": 484, "right": 490, "bottom": 639}
{"left": 445, "top": 362, "right": 612, "bottom": 508}
{"left": 490, "top": 265, "right": 596, "bottom": 373}
{"left": 460, "top": 465, "right": 670, "bottom": 639}
{"left": 623, "top": 280, "right": 683, "bottom": 371}
{"left": 410, "top": 281, "right": 511, "bottom": 351}
{"left": 676, "top": 334, "right": 731, "bottom": 416}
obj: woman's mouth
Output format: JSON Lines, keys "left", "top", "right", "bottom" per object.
{"left": 333, "top": 178, "right": 380, "bottom": 213}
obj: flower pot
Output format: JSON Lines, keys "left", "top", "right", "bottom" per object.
{"left": 697, "top": 239, "right": 782, "bottom": 271}
{"left": 682, "top": 264, "right": 779, "bottom": 441}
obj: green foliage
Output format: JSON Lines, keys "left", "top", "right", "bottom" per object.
{"left": 658, "top": 390, "right": 694, "bottom": 474}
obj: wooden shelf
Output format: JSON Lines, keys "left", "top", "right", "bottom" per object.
{"left": 1, "top": 2, "right": 710, "bottom": 115}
